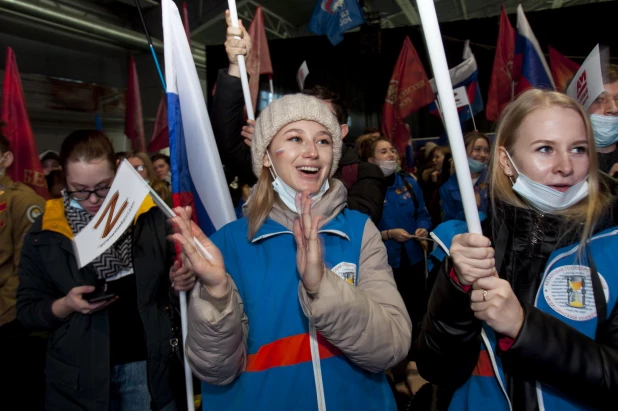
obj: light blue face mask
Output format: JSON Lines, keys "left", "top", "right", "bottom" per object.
{"left": 69, "top": 198, "right": 85, "bottom": 210}
{"left": 266, "top": 151, "right": 330, "bottom": 213}
{"left": 590, "top": 114, "right": 618, "bottom": 148}
{"left": 468, "top": 157, "right": 487, "bottom": 173}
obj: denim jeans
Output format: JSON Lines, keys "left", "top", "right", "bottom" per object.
{"left": 110, "top": 360, "right": 176, "bottom": 411}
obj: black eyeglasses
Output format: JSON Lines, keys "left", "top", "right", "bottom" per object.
{"left": 134, "top": 165, "right": 145, "bottom": 172}
{"left": 66, "top": 187, "right": 111, "bottom": 201}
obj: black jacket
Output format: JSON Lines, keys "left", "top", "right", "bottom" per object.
{"left": 417, "top": 205, "right": 618, "bottom": 410}
{"left": 17, "top": 199, "right": 177, "bottom": 411}
{"left": 211, "top": 69, "right": 386, "bottom": 224}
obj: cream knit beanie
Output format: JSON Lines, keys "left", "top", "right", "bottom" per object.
{"left": 251, "top": 94, "right": 342, "bottom": 178}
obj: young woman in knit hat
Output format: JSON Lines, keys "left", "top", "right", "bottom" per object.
{"left": 171, "top": 94, "right": 411, "bottom": 410}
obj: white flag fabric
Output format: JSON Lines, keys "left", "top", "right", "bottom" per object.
{"left": 566, "top": 44, "right": 604, "bottom": 110}
{"left": 297, "top": 61, "right": 310, "bottom": 91}
{"left": 162, "top": 0, "right": 236, "bottom": 232}
{"left": 453, "top": 86, "right": 470, "bottom": 108}
{"left": 73, "top": 160, "right": 149, "bottom": 268}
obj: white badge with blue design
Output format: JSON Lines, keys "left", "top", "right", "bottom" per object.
{"left": 331, "top": 262, "right": 357, "bottom": 286}
{"left": 544, "top": 265, "right": 609, "bottom": 321}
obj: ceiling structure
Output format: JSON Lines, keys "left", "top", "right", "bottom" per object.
{"left": 0, "top": 0, "right": 614, "bottom": 57}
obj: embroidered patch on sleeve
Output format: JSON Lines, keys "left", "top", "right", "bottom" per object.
{"left": 26, "top": 205, "right": 43, "bottom": 223}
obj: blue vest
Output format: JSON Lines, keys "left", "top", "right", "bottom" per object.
{"left": 378, "top": 174, "right": 432, "bottom": 268}
{"left": 439, "top": 169, "right": 489, "bottom": 222}
{"left": 202, "top": 209, "right": 397, "bottom": 410}
{"left": 432, "top": 223, "right": 618, "bottom": 410}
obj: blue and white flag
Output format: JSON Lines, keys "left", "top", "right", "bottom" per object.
{"left": 308, "top": 0, "right": 365, "bottom": 46}
{"left": 515, "top": 5, "right": 555, "bottom": 91}
{"left": 162, "top": 0, "right": 236, "bottom": 235}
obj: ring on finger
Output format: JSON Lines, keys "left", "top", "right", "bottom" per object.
{"left": 482, "top": 289, "right": 488, "bottom": 302}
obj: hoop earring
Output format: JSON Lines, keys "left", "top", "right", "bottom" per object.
{"left": 506, "top": 173, "right": 514, "bottom": 185}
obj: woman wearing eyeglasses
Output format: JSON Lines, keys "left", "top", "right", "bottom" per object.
{"left": 16, "top": 130, "right": 194, "bottom": 411}
{"left": 127, "top": 151, "right": 173, "bottom": 208}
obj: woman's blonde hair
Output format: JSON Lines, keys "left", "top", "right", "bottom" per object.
{"left": 245, "top": 168, "right": 277, "bottom": 240}
{"left": 490, "top": 88, "right": 612, "bottom": 246}
{"left": 127, "top": 151, "right": 171, "bottom": 202}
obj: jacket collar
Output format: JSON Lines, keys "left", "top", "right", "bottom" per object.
{"left": 41, "top": 195, "right": 157, "bottom": 239}
{"left": 251, "top": 179, "right": 349, "bottom": 243}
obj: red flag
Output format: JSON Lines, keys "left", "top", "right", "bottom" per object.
{"left": 381, "top": 37, "right": 434, "bottom": 156}
{"left": 148, "top": 95, "right": 169, "bottom": 152}
{"left": 549, "top": 46, "right": 580, "bottom": 93}
{"left": 182, "top": 2, "right": 191, "bottom": 45}
{"left": 124, "top": 56, "right": 146, "bottom": 152}
{"left": 247, "top": 6, "right": 273, "bottom": 111}
{"left": 486, "top": 5, "right": 516, "bottom": 122}
{"left": 1, "top": 47, "right": 49, "bottom": 198}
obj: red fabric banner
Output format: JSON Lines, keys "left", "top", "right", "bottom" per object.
{"left": 549, "top": 46, "right": 581, "bottom": 93}
{"left": 247, "top": 6, "right": 273, "bottom": 111}
{"left": 124, "top": 56, "right": 146, "bottom": 153}
{"left": 486, "top": 5, "right": 516, "bottom": 122}
{"left": 1, "top": 47, "right": 49, "bottom": 198}
{"left": 148, "top": 95, "right": 169, "bottom": 152}
{"left": 381, "top": 36, "right": 434, "bottom": 155}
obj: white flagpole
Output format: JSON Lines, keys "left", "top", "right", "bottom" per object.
{"left": 468, "top": 104, "right": 477, "bottom": 131}
{"left": 126, "top": 161, "right": 196, "bottom": 411}
{"left": 227, "top": 0, "right": 255, "bottom": 120}
{"left": 416, "top": 0, "right": 481, "bottom": 234}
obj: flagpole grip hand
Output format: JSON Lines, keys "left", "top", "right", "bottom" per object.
{"left": 170, "top": 207, "right": 228, "bottom": 297}
{"left": 225, "top": 10, "right": 252, "bottom": 77}
{"left": 293, "top": 191, "right": 324, "bottom": 294}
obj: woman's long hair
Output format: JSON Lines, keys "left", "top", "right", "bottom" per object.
{"left": 245, "top": 169, "right": 277, "bottom": 240}
{"left": 489, "top": 89, "right": 613, "bottom": 248}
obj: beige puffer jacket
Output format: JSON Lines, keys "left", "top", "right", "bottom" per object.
{"left": 185, "top": 180, "right": 411, "bottom": 385}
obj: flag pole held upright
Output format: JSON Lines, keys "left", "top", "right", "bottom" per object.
{"left": 227, "top": 0, "right": 255, "bottom": 120}
{"left": 416, "top": 0, "right": 481, "bottom": 234}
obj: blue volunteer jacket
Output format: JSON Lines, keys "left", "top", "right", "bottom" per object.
{"left": 378, "top": 173, "right": 432, "bottom": 268}
{"left": 439, "top": 168, "right": 489, "bottom": 222}
{"left": 431, "top": 223, "right": 618, "bottom": 410}
{"left": 201, "top": 209, "right": 397, "bottom": 410}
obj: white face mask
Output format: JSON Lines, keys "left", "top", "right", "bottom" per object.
{"left": 376, "top": 160, "right": 397, "bottom": 177}
{"left": 590, "top": 114, "right": 618, "bottom": 148}
{"left": 505, "top": 150, "right": 589, "bottom": 213}
{"left": 266, "top": 151, "right": 330, "bottom": 213}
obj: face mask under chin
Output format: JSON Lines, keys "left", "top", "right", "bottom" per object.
{"left": 266, "top": 151, "right": 330, "bottom": 213}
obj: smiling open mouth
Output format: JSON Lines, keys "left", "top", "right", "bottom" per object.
{"left": 297, "top": 166, "right": 320, "bottom": 175}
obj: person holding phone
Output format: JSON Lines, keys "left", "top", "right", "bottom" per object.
{"left": 172, "top": 94, "right": 411, "bottom": 410}
{"left": 17, "top": 130, "right": 194, "bottom": 411}
{"left": 417, "top": 89, "right": 618, "bottom": 410}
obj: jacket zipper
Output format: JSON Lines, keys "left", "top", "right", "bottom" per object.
{"left": 480, "top": 329, "right": 513, "bottom": 411}
{"left": 309, "top": 320, "right": 327, "bottom": 411}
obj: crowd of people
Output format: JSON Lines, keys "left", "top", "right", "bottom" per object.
{"left": 0, "top": 10, "right": 617, "bottom": 411}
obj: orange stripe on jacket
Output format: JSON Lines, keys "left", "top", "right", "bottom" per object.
{"left": 245, "top": 333, "right": 342, "bottom": 372}
{"left": 472, "top": 350, "right": 495, "bottom": 377}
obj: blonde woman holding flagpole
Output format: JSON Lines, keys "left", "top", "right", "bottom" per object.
{"left": 171, "top": 94, "right": 411, "bottom": 410}
{"left": 417, "top": 90, "right": 618, "bottom": 410}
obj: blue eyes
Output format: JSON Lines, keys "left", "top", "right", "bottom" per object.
{"left": 537, "top": 146, "right": 587, "bottom": 154}
{"left": 287, "top": 136, "right": 331, "bottom": 145}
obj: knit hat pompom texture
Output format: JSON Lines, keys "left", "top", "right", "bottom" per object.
{"left": 251, "top": 94, "right": 342, "bottom": 178}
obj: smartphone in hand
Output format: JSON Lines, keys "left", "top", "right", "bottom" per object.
{"left": 83, "top": 282, "right": 116, "bottom": 303}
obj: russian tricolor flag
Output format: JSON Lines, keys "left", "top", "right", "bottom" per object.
{"left": 515, "top": 5, "right": 555, "bottom": 91}
{"left": 162, "top": 0, "right": 236, "bottom": 235}
{"left": 428, "top": 41, "right": 484, "bottom": 123}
